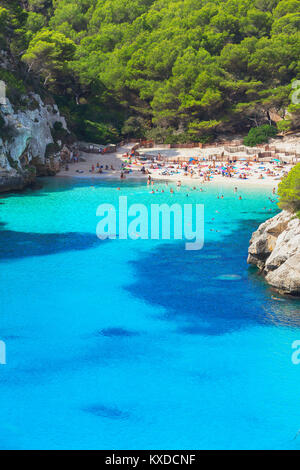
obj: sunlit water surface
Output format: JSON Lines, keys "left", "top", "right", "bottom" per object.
{"left": 0, "top": 177, "right": 300, "bottom": 450}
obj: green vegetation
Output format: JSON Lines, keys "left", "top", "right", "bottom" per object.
{"left": 0, "top": 0, "right": 300, "bottom": 143}
{"left": 45, "top": 141, "right": 60, "bottom": 157}
{"left": 0, "top": 69, "right": 26, "bottom": 105}
{"left": 243, "top": 124, "right": 278, "bottom": 146}
{"left": 278, "top": 163, "right": 300, "bottom": 216}
{"left": 0, "top": 113, "right": 6, "bottom": 138}
{"left": 277, "top": 119, "right": 293, "bottom": 133}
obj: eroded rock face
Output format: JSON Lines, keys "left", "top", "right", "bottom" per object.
{"left": 248, "top": 211, "right": 300, "bottom": 296}
{"left": 0, "top": 94, "right": 67, "bottom": 192}
{"left": 0, "top": 169, "right": 36, "bottom": 192}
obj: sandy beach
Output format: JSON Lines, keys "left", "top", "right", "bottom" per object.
{"left": 56, "top": 142, "right": 295, "bottom": 187}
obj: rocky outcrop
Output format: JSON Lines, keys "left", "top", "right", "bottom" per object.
{"left": 0, "top": 93, "right": 68, "bottom": 193}
{"left": 248, "top": 211, "right": 300, "bottom": 296}
{"left": 0, "top": 168, "right": 36, "bottom": 192}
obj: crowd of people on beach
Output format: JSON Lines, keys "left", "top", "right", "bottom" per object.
{"left": 57, "top": 143, "right": 295, "bottom": 185}
{"left": 134, "top": 154, "right": 292, "bottom": 183}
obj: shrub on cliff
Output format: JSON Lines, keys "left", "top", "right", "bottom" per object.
{"left": 243, "top": 125, "right": 278, "bottom": 147}
{"left": 83, "top": 120, "right": 119, "bottom": 144}
{"left": 278, "top": 163, "right": 300, "bottom": 215}
{"left": 0, "top": 114, "right": 5, "bottom": 138}
{"left": 0, "top": 69, "right": 26, "bottom": 105}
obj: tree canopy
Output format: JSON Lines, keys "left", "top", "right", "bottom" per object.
{"left": 0, "top": 0, "right": 300, "bottom": 143}
{"left": 278, "top": 162, "right": 300, "bottom": 215}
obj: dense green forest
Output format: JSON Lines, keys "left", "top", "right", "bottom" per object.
{"left": 0, "top": 0, "right": 300, "bottom": 143}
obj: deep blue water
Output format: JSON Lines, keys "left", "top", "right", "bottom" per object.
{"left": 0, "top": 177, "right": 300, "bottom": 450}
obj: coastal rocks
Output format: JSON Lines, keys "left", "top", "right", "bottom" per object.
{"left": 0, "top": 94, "right": 67, "bottom": 192}
{"left": 248, "top": 211, "right": 300, "bottom": 296}
{"left": 0, "top": 168, "right": 36, "bottom": 193}
{"left": 266, "top": 254, "right": 300, "bottom": 296}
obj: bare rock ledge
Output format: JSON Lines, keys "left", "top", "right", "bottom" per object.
{"left": 248, "top": 211, "right": 300, "bottom": 296}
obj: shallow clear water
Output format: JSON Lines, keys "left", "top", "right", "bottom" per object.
{"left": 0, "top": 177, "right": 300, "bottom": 450}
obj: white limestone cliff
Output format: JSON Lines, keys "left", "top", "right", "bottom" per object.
{"left": 248, "top": 211, "right": 300, "bottom": 296}
{"left": 0, "top": 93, "right": 67, "bottom": 192}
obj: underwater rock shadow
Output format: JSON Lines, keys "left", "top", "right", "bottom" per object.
{"left": 83, "top": 404, "right": 130, "bottom": 420}
{"left": 97, "top": 328, "right": 140, "bottom": 337}
{"left": 125, "top": 217, "right": 299, "bottom": 335}
{"left": 0, "top": 230, "right": 104, "bottom": 261}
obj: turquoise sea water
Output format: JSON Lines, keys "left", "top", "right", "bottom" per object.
{"left": 0, "top": 177, "right": 300, "bottom": 450}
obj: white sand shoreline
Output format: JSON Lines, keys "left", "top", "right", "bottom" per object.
{"left": 55, "top": 143, "right": 290, "bottom": 188}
